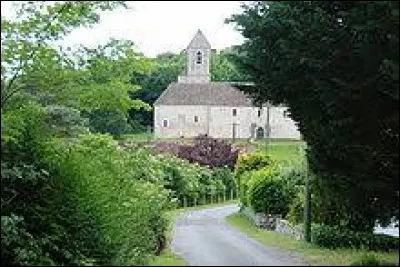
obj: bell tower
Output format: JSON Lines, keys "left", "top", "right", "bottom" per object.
{"left": 178, "top": 29, "right": 211, "bottom": 83}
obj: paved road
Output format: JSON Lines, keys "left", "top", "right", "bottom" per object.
{"left": 171, "top": 204, "right": 306, "bottom": 266}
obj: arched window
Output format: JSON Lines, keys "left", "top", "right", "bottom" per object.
{"left": 196, "top": 51, "right": 202, "bottom": 64}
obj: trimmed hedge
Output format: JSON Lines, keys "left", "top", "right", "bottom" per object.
{"left": 312, "top": 224, "right": 399, "bottom": 252}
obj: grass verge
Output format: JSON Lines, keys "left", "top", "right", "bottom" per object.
{"left": 225, "top": 213, "right": 399, "bottom": 266}
{"left": 148, "top": 200, "right": 238, "bottom": 266}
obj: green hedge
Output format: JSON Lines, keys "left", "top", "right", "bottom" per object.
{"left": 312, "top": 224, "right": 399, "bottom": 251}
{"left": 246, "top": 167, "right": 291, "bottom": 216}
{"left": 41, "top": 134, "right": 172, "bottom": 265}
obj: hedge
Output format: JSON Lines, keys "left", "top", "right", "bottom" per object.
{"left": 312, "top": 224, "right": 399, "bottom": 251}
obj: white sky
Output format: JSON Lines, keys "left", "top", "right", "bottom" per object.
{"left": 1, "top": 1, "right": 247, "bottom": 58}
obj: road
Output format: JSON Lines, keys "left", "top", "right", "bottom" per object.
{"left": 171, "top": 204, "right": 306, "bottom": 266}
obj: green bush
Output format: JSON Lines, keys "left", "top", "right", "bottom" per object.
{"left": 246, "top": 167, "right": 291, "bottom": 216}
{"left": 311, "top": 224, "right": 399, "bottom": 251}
{"left": 212, "top": 166, "right": 236, "bottom": 194}
{"left": 235, "top": 151, "right": 274, "bottom": 178}
{"left": 235, "top": 152, "right": 274, "bottom": 206}
{"left": 41, "top": 134, "right": 173, "bottom": 265}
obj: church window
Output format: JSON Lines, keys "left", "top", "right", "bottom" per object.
{"left": 233, "top": 109, "right": 237, "bottom": 116}
{"left": 196, "top": 51, "right": 202, "bottom": 64}
{"left": 163, "top": 119, "right": 169, "bottom": 127}
{"left": 283, "top": 110, "right": 289, "bottom": 118}
{"left": 258, "top": 109, "right": 262, "bottom": 117}
{"left": 194, "top": 116, "right": 199, "bottom": 122}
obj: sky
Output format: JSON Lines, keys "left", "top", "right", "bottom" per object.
{"left": 1, "top": 1, "right": 247, "bottom": 58}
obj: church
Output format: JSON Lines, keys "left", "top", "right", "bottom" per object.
{"left": 154, "top": 30, "right": 301, "bottom": 140}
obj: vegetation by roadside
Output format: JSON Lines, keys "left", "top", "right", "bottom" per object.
{"left": 225, "top": 213, "right": 399, "bottom": 266}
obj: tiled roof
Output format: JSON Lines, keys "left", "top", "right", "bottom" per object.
{"left": 154, "top": 82, "right": 254, "bottom": 106}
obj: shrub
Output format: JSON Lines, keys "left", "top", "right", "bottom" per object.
{"left": 311, "top": 224, "right": 399, "bottom": 251}
{"left": 212, "top": 166, "right": 237, "bottom": 194}
{"left": 178, "top": 134, "right": 239, "bottom": 169}
{"left": 235, "top": 151, "right": 274, "bottom": 177}
{"left": 41, "top": 134, "right": 173, "bottom": 265}
{"left": 246, "top": 167, "right": 291, "bottom": 216}
{"left": 234, "top": 151, "right": 275, "bottom": 206}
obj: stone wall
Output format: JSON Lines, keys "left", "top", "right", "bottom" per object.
{"left": 154, "top": 105, "right": 301, "bottom": 140}
{"left": 275, "top": 219, "right": 304, "bottom": 240}
{"left": 241, "top": 206, "right": 304, "bottom": 240}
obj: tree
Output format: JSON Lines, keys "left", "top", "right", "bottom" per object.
{"left": 1, "top": 1, "right": 127, "bottom": 110}
{"left": 128, "top": 52, "right": 185, "bottom": 128}
{"left": 228, "top": 1, "right": 399, "bottom": 232}
{"left": 211, "top": 47, "right": 251, "bottom": 82}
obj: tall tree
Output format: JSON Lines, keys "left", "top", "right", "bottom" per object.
{"left": 228, "top": 1, "right": 399, "bottom": 231}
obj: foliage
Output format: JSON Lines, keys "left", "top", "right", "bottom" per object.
{"left": 86, "top": 109, "right": 133, "bottom": 137}
{"left": 177, "top": 135, "right": 239, "bottom": 169}
{"left": 246, "top": 167, "right": 292, "bottom": 216}
{"left": 212, "top": 166, "right": 237, "bottom": 194}
{"left": 235, "top": 151, "right": 274, "bottom": 178}
{"left": 311, "top": 224, "right": 399, "bottom": 252}
{"left": 226, "top": 212, "right": 399, "bottom": 266}
{"left": 40, "top": 134, "right": 172, "bottom": 265}
{"left": 234, "top": 151, "right": 274, "bottom": 205}
{"left": 228, "top": 1, "right": 399, "bottom": 232}
{"left": 1, "top": 1, "right": 127, "bottom": 109}
{"left": 44, "top": 105, "right": 89, "bottom": 137}
{"left": 210, "top": 48, "right": 251, "bottom": 82}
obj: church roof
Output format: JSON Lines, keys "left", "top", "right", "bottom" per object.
{"left": 154, "top": 82, "right": 254, "bottom": 106}
{"left": 187, "top": 29, "right": 211, "bottom": 49}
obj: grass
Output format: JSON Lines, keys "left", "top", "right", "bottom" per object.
{"left": 262, "top": 140, "right": 305, "bottom": 168}
{"left": 225, "top": 213, "right": 399, "bottom": 266}
{"left": 148, "top": 249, "right": 187, "bottom": 266}
{"left": 148, "top": 200, "right": 239, "bottom": 266}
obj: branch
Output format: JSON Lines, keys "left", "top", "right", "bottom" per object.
{"left": 1, "top": 3, "right": 72, "bottom": 109}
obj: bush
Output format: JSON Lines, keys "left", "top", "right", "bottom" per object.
{"left": 178, "top": 134, "right": 239, "bottom": 169}
{"left": 212, "top": 166, "right": 237, "bottom": 194}
{"left": 246, "top": 167, "right": 291, "bottom": 216}
{"left": 235, "top": 151, "right": 274, "bottom": 178}
{"left": 311, "top": 224, "right": 399, "bottom": 251}
{"left": 235, "top": 151, "right": 275, "bottom": 206}
{"left": 41, "top": 134, "right": 173, "bottom": 265}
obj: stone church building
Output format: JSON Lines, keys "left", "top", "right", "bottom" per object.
{"left": 154, "top": 30, "right": 301, "bottom": 140}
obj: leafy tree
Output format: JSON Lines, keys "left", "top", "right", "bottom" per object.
{"left": 129, "top": 52, "right": 185, "bottom": 127}
{"left": 211, "top": 47, "right": 251, "bottom": 82}
{"left": 228, "top": 1, "right": 399, "bottom": 231}
{"left": 1, "top": 1, "right": 127, "bottom": 110}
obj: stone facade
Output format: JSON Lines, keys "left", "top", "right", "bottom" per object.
{"left": 154, "top": 104, "right": 300, "bottom": 139}
{"left": 154, "top": 30, "right": 301, "bottom": 140}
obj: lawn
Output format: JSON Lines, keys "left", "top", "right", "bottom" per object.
{"left": 261, "top": 140, "right": 305, "bottom": 168}
{"left": 226, "top": 213, "right": 399, "bottom": 266}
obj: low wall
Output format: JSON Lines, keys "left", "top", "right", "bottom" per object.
{"left": 241, "top": 206, "right": 304, "bottom": 240}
